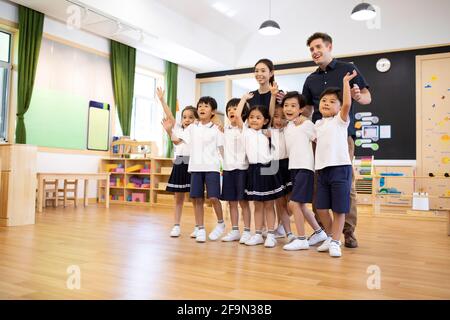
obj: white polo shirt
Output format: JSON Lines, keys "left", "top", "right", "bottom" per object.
{"left": 243, "top": 126, "right": 273, "bottom": 164}
{"left": 171, "top": 124, "right": 190, "bottom": 157}
{"left": 270, "top": 128, "right": 288, "bottom": 161}
{"left": 315, "top": 112, "right": 351, "bottom": 170}
{"left": 223, "top": 125, "right": 248, "bottom": 171}
{"left": 284, "top": 120, "right": 316, "bottom": 171}
{"left": 178, "top": 121, "right": 224, "bottom": 173}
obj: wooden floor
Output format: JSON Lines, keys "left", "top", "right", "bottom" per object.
{"left": 0, "top": 204, "right": 449, "bottom": 300}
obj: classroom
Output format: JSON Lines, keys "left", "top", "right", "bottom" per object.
{"left": 0, "top": 0, "right": 449, "bottom": 302}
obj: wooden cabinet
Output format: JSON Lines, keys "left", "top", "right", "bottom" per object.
{"left": 0, "top": 144, "right": 37, "bottom": 226}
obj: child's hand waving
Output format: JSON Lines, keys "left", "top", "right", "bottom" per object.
{"left": 344, "top": 70, "right": 358, "bottom": 83}
{"left": 270, "top": 82, "right": 279, "bottom": 96}
{"left": 242, "top": 92, "right": 254, "bottom": 101}
{"left": 156, "top": 87, "right": 165, "bottom": 101}
{"left": 161, "top": 117, "right": 174, "bottom": 132}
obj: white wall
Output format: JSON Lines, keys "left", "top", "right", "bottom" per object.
{"left": 0, "top": 0, "right": 197, "bottom": 198}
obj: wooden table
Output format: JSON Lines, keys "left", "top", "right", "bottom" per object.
{"left": 36, "top": 173, "right": 110, "bottom": 213}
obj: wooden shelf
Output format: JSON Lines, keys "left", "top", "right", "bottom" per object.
{"left": 126, "top": 173, "right": 151, "bottom": 175}
{"left": 101, "top": 157, "right": 180, "bottom": 208}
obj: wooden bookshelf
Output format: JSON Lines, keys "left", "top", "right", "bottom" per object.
{"left": 100, "top": 157, "right": 213, "bottom": 211}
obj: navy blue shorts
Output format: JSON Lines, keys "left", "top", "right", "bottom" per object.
{"left": 190, "top": 172, "right": 221, "bottom": 199}
{"left": 221, "top": 169, "right": 247, "bottom": 201}
{"left": 316, "top": 165, "right": 352, "bottom": 214}
{"left": 166, "top": 156, "right": 190, "bottom": 193}
{"left": 289, "top": 169, "right": 314, "bottom": 204}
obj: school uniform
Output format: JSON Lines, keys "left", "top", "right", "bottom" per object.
{"left": 243, "top": 126, "right": 284, "bottom": 201}
{"left": 221, "top": 125, "right": 249, "bottom": 201}
{"left": 284, "top": 120, "right": 316, "bottom": 203}
{"left": 178, "top": 121, "right": 224, "bottom": 199}
{"left": 315, "top": 112, "right": 352, "bottom": 213}
{"left": 166, "top": 124, "right": 191, "bottom": 193}
{"left": 270, "top": 128, "right": 291, "bottom": 195}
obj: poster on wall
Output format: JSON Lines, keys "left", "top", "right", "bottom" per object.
{"left": 87, "top": 101, "right": 110, "bottom": 151}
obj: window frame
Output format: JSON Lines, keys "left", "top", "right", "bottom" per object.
{"left": 0, "top": 29, "right": 12, "bottom": 142}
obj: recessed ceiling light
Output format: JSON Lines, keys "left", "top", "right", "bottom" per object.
{"left": 212, "top": 2, "right": 236, "bottom": 18}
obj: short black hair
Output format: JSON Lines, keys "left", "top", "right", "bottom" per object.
{"left": 181, "top": 106, "right": 198, "bottom": 119}
{"left": 226, "top": 98, "right": 249, "bottom": 122}
{"left": 307, "top": 32, "right": 333, "bottom": 47}
{"left": 197, "top": 96, "right": 217, "bottom": 110}
{"left": 281, "top": 91, "right": 306, "bottom": 108}
{"left": 320, "top": 87, "right": 343, "bottom": 105}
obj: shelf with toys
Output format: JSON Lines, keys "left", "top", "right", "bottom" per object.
{"left": 354, "top": 156, "right": 449, "bottom": 220}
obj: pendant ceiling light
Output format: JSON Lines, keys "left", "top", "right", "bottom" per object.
{"left": 351, "top": 2, "right": 377, "bottom": 21}
{"left": 259, "top": 0, "right": 281, "bottom": 36}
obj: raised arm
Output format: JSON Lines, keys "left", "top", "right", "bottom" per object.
{"left": 269, "top": 82, "right": 279, "bottom": 122}
{"left": 162, "top": 117, "right": 182, "bottom": 145}
{"left": 236, "top": 92, "right": 254, "bottom": 128}
{"left": 157, "top": 87, "right": 175, "bottom": 123}
{"left": 341, "top": 70, "right": 358, "bottom": 122}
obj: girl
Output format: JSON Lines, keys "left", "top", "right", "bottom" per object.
{"left": 268, "top": 83, "right": 296, "bottom": 244}
{"left": 220, "top": 98, "right": 252, "bottom": 244}
{"left": 237, "top": 93, "right": 284, "bottom": 248}
{"left": 157, "top": 87, "right": 198, "bottom": 238}
{"left": 315, "top": 71, "right": 358, "bottom": 258}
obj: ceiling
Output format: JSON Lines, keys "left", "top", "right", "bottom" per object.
{"left": 8, "top": 0, "right": 450, "bottom": 73}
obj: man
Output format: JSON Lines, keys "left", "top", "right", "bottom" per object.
{"left": 302, "top": 32, "right": 372, "bottom": 248}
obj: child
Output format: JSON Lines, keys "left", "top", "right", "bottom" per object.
{"left": 268, "top": 84, "right": 296, "bottom": 244}
{"left": 171, "top": 96, "right": 226, "bottom": 243}
{"left": 220, "top": 99, "right": 252, "bottom": 244}
{"left": 237, "top": 93, "right": 284, "bottom": 248}
{"left": 157, "top": 87, "right": 198, "bottom": 238}
{"left": 280, "top": 90, "right": 328, "bottom": 251}
{"left": 315, "top": 71, "right": 358, "bottom": 257}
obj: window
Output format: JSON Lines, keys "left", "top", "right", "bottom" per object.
{"left": 0, "top": 30, "right": 12, "bottom": 142}
{"left": 115, "top": 69, "right": 164, "bottom": 155}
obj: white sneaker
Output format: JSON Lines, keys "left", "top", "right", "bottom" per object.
{"left": 190, "top": 227, "right": 198, "bottom": 238}
{"left": 264, "top": 234, "right": 277, "bottom": 248}
{"left": 329, "top": 241, "right": 342, "bottom": 258}
{"left": 196, "top": 228, "right": 206, "bottom": 243}
{"left": 308, "top": 230, "right": 328, "bottom": 246}
{"left": 317, "top": 237, "right": 332, "bottom": 252}
{"left": 274, "top": 224, "right": 286, "bottom": 239}
{"left": 287, "top": 234, "right": 297, "bottom": 244}
{"left": 283, "top": 239, "right": 309, "bottom": 251}
{"left": 208, "top": 223, "right": 226, "bottom": 241}
{"left": 222, "top": 230, "right": 241, "bottom": 242}
{"left": 245, "top": 234, "right": 264, "bottom": 246}
{"left": 170, "top": 225, "right": 181, "bottom": 237}
{"left": 239, "top": 231, "right": 252, "bottom": 244}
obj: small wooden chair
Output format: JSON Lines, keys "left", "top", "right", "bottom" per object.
{"left": 58, "top": 179, "right": 79, "bottom": 208}
{"left": 43, "top": 179, "right": 59, "bottom": 208}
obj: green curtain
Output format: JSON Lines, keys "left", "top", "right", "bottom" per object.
{"left": 110, "top": 40, "right": 136, "bottom": 137}
{"left": 165, "top": 61, "right": 178, "bottom": 157}
{"left": 15, "top": 6, "right": 44, "bottom": 144}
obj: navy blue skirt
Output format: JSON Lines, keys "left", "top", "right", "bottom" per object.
{"left": 275, "top": 158, "right": 292, "bottom": 195}
{"left": 166, "top": 156, "right": 191, "bottom": 193}
{"left": 245, "top": 163, "right": 284, "bottom": 201}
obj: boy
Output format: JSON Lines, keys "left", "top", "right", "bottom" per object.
{"left": 172, "top": 96, "right": 225, "bottom": 242}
